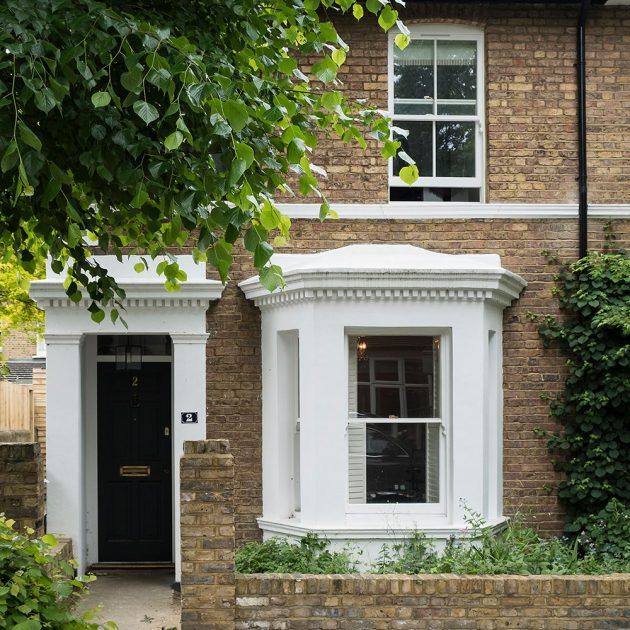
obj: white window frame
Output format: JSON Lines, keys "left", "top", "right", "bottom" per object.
{"left": 346, "top": 330, "right": 449, "bottom": 516}
{"left": 388, "top": 24, "right": 485, "bottom": 200}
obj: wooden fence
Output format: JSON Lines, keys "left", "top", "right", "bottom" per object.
{"left": 0, "top": 380, "right": 34, "bottom": 438}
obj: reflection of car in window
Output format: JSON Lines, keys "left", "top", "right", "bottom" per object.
{"left": 366, "top": 425, "right": 425, "bottom": 504}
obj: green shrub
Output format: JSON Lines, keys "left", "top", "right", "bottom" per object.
{"left": 235, "top": 533, "right": 357, "bottom": 574}
{"left": 537, "top": 252, "right": 629, "bottom": 532}
{"left": 0, "top": 515, "right": 113, "bottom": 629}
{"left": 236, "top": 516, "right": 628, "bottom": 575}
{"left": 375, "top": 513, "right": 629, "bottom": 575}
{"left": 576, "top": 498, "right": 630, "bottom": 564}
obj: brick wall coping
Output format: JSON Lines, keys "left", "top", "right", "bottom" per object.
{"left": 277, "top": 202, "right": 630, "bottom": 220}
{"left": 235, "top": 573, "right": 630, "bottom": 596}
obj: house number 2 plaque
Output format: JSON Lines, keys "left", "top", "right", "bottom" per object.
{"left": 181, "top": 412, "right": 198, "bottom": 424}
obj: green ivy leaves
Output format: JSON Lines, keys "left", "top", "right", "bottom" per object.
{"left": 538, "top": 252, "right": 630, "bottom": 532}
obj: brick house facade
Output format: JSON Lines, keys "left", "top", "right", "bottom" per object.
{"left": 31, "top": 0, "right": 630, "bottom": 579}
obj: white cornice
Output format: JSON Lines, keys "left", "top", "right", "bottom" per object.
{"left": 30, "top": 280, "right": 224, "bottom": 311}
{"left": 242, "top": 270, "right": 525, "bottom": 309}
{"left": 240, "top": 245, "right": 527, "bottom": 310}
{"left": 278, "top": 202, "right": 630, "bottom": 220}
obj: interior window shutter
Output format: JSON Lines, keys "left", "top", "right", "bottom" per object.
{"left": 347, "top": 337, "right": 366, "bottom": 503}
{"left": 425, "top": 423, "right": 440, "bottom": 503}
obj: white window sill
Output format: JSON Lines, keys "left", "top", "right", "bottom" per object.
{"left": 257, "top": 515, "right": 508, "bottom": 541}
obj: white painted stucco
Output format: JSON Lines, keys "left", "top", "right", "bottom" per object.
{"left": 31, "top": 255, "right": 222, "bottom": 581}
{"left": 240, "top": 244, "right": 526, "bottom": 553}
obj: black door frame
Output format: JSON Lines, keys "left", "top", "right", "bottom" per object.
{"left": 96, "top": 358, "right": 174, "bottom": 563}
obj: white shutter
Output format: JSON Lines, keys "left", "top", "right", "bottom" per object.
{"left": 348, "top": 423, "right": 366, "bottom": 504}
{"left": 425, "top": 423, "right": 440, "bottom": 503}
{"left": 347, "top": 338, "right": 366, "bottom": 503}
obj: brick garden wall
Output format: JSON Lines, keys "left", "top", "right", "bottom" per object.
{"left": 206, "top": 218, "right": 630, "bottom": 543}
{"left": 180, "top": 440, "right": 630, "bottom": 630}
{"left": 0, "top": 441, "right": 45, "bottom": 535}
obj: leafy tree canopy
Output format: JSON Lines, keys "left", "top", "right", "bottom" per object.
{"left": 0, "top": 0, "right": 413, "bottom": 324}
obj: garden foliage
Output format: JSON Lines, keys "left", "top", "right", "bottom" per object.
{"left": 0, "top": 0, "right": 411, "bottom": 321}
{"left": 538, "top": 252, "right": 629, "bottom": 535}
{"left": 0, "top": 515, "right": 112, "bottom": 629}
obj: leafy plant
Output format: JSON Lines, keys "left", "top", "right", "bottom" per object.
{"left": 0, "top": 0, "right": 413, "bottom": 322}
{"left": 537, "top": 252, "right": 629, "bottom": 533}
{"left": 235, "top": 533, "right": 356, "bottom": 574}
{"left": 374, "top": 514, "right": 629, "bottom": 575}
{"left": 0, "top": 514, "right": 114, "bottom": 629}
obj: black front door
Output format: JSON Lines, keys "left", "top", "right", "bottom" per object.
{"left": 98, "top": 362, "right": 172, "bottom": 562}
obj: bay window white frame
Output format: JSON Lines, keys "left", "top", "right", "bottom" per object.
{"left": 345, "top": 328, "right": 449, "bottom": 516}
{"left": 388, "top": 24, "right": 485, "bottom": 199}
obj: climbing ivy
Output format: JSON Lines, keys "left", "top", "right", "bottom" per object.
{"left": 538, "top": 251, "right": 630, "bottom": 533}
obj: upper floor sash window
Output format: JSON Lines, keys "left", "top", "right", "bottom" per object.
{"left": 389, "top": 25, "right": 484, "bottom": 202}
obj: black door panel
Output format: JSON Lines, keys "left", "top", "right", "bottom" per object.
{"left": 97, "top": 362, "right": 172, "bottom": 562}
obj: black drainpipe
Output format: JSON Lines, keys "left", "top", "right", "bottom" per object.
{"left": 577, "top": 0, "right": 590, "bottom": 258}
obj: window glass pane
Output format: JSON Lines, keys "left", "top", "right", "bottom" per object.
{"left": 436, "top": 40, "right": 477, "bottom": 104}
{"left": 97, "top": 334, "right": 172, "bottom": 356}
{"left": 437, "top": 103, "right": 476, "bottom": 115}
{"left": 374, "top": 387, "right": 401, "bottom": 418}
{"left": 374, "top": 359, "right": 399, "bottom": 382}
{"left": 390, "top": 186, "right": 480, "bottom": 202}
{"left": 406, "top": 387, "right": 432, "bottom": 417}
{"left": 393, "top": 121, "right": 432, "bottom": 177}
{"left": 394, "top": 39, "right": 434, "bottom": 115}
{"left": 348, "top": 422, "right": 441, "bottom": 504}
{"left": 350, "top": 336, "right": 440, "bottom": 419}
{"left": 436, "top": 122, "right": 475, "bottom": 178}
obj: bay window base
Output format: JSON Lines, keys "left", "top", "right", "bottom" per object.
{"left": 257, "top": 516, "right": 508, "bottom": 569}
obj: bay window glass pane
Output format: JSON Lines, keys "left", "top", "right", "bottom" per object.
{"left": 375, "top": 387, "right": 401, "bottom": 418}
{"left": 347, "top": 422, "right": 440, "bottom": 504}
{"left": 436, "top": 40, "right": 477, "bottom": 104}
{"left": 374, "top": 359, "right": 399, "bottom": 382}
{"left": 351, "top": 336, "right": 439, "bottom": 419}
{"left": 405, "top": 387, "right": 432, "bottom": 417}
{"left": 436, "top": 122, "right": 475, "bottom": 177}
{"left": 393, "top": 121, "right": 432, "bottom": 177}
{"left": 393, "top": 39, "right": 434, "bottom": 115}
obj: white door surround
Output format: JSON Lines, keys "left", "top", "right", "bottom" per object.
{"left": 31, "top": 256, "right": 223, "bottom": 581}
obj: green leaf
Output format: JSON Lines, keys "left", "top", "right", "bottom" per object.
{"left": 254, "top": 241, "right": 273, "bottom": 267}
{"left": 133, "top": 100, "right": 159, "bottom": 125}
{"left": 163, "top": 130, "right": 184, "bottom": 150}
{"left": 259, "top": 264, "right": 284, "bottom": 292}
{"left": 18, "top": 122, "right": 42, "bottom": 151}
{"left": 67, "top": 223, "right": 82, "bottom": 248}
{"left": 235, "top": 142, "right": 255, "bottom": 168}
{"left": 91, "top": 309, "right": 105, "bottom": 323}
{"left": 134, "top": 262, "right": 145, "bottom": 273}
{"left": 120, "top": 67, "right": 143, "bottom": 93}
{"left": 228, "top": 158, "right": 247, "bottom": 186}
{"left": 331, "top": 47, "right": 346, "bottom": 66}
{"left": 12, "top": 620, "right": 41, "bottom": 630}
{"left": 41, "top": 533, "right": 57, "bottom": 547}
{"left": 395, "top": 33, "right": 410, "bottom": 50}
{"left": 223, "top": 100, "right": 249, "bottom": 132}
{"left": 130, "top": 188, "right": 149, "bottom": 208}
{"left": 312, "top": 57, "right": 338, "bottom": 83}
{"left": 91, "top": 91, "right": 111, "bottom": 108}
{"left": 1, "top": 141, "right": 18, "bottom": 173}
{"left": 399, "top": 164, "right": 419, "bottom": 185}
{"left": 378, "top": 5, "right": 398, "bottom": 31}
{"left": 34, "top": 88, "right": 56, "bottom": 113}
{"left": 352, "top": 4, "right": 364, "bottom": 19}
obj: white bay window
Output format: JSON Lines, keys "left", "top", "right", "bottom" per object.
{"left": 389, "top": 25, "right": 484, "bottom": 202}
{"left": 240, "top": 244, "right": 525, "bottom": 558}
